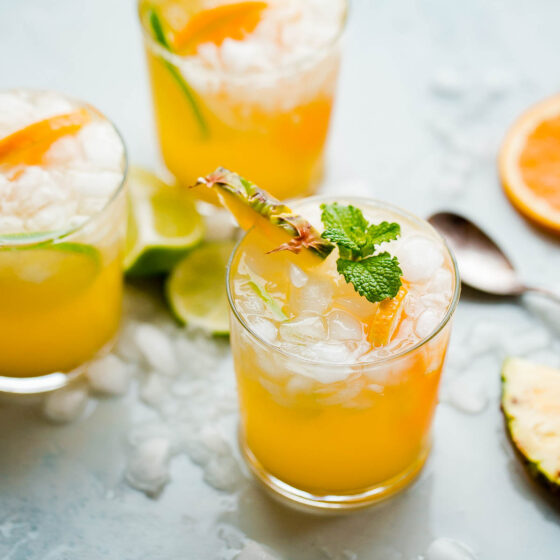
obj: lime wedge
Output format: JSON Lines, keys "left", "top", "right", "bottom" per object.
{"left": 166, "top": 241, "right": 235, "bottom": 335}
{"left": 0, "top": 242, "right": 101, "bottom": 311}
{"left": 125, "top": 167, "right": 205, "bottom": 277}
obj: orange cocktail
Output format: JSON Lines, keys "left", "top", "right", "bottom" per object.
{"left": 0, "top": 90, "right": 127, "bottom": 393}
{"left": 227, "top": 196, "right": 459, "bottom": 510}
{"left": 138, "top": 0, "right": 347, "bottom": 200}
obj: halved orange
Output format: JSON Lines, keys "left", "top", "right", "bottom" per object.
{"left": 367, "top": 283, "right": 408, "bottom": 347}
{"left": 499, "top": 94, "right": 560, "bottom": 233}
{"left": 0, "top": 108, "right": 90, "bottom": 166}
{"left": 172, "top": 1, "right": 268, "bottom": 53}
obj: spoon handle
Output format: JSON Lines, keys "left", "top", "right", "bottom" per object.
{"left": 524, "top": 284, "right": 560, "bottom": 305}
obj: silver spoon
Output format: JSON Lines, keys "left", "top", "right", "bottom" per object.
{"left": 428, "top": 211, "right": 560, "bottom": 304}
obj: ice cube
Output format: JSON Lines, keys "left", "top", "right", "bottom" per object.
{"left": 415, "top": 309, "right": 441, "bottom": 339}
{"left": 203, "top": 454, "right": 244, "bottom": 492}
{"left": 289, "top": 278, "right": 333, "bottom": 315}
{"left": 500, "top": 328, "right": 552, "bottom": 356}
{"left": 289, "top": 264, "right": 308, "bottom": 288}
{"left": 34, "top": 91, "right": 73, "bottom": 119}
{"left": 328, "top": 310, "right": 363, "bottom": 341}
{"left": 237, "top": 541, "right": 279, "bottom": 560}
{"left": 442, "top": 376, "right": 488, "bottom": 415}
{"left": 184, "top": 426, "right": 230, "bottom": 466}
{"left": 66, "top": 168, "right": 122, "bottom": 198}
{"left": 42, "top": 385, "right": 89, "bottom": 423}
{"left": 44, "top": 135, "right": 83, "bottom": 165}
{"left": 0, "top": 216, "right": 23, "bottom": 234}
{"left": 395, "top": 236, "right": 444, "bottom": 283}
{"left": 279, "top": 315, "right": 327, "bottom": 344}
{"left": 25, "top": 203, "right": 68, "bottom": 232}
{"left": 78, "top": 121, "right": 124, "bottom": 170}
{"left": 125, "top": 437, "right": 171, "bottom": 497}
{"left": 428, "top": 268, "right": 453, "bottom": 296}
{"left": 286, "top": 374, "right": 315, "bottom": 394}
{"left": 140, "top": 373, "right": 169, "bottom": 407}
{"left": 87, "top": 354, "right": 130, "bottom": 395}
{"left": 134, "top": 323, "right": 178, "bottom": 376}
{"left": 248, "top": 316, "right": 278, "bottom": 342}
{"left": 425, "top": 538, "right": 477, "bottom": 560}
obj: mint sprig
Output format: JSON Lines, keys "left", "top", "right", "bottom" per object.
{"left": 320, "top": 203, "right": 402, "bottom": 303}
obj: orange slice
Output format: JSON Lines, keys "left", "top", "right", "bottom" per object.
{"left": 0, "top": 108, "right": 90, "bottom": 166}
{"left": 172, "top": 1, "right": 268, "bottom": 53}
{"left": 367, "top": 283, "right": 408, "bottom": 347}
{"left": 499, "top": 94, "right": 560, "bottom": 233}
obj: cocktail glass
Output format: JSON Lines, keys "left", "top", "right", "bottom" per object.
{"left": 0, "top": 91, "right": 127, "bottom": 394}
{"left": 137, "top": 0, "right": 347, "bottom": 201}
{"left": 227, "top": 197, "right": 460, "bottom": 511}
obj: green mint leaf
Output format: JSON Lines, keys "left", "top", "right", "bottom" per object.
{"left": 362, "top": 221, "right": 401, "bottom": 255}
{"left": 320, "top": 203, "right": 369, "bottom": 257}
{"left": 337, "top": 253, "right": 402, "bottom": 303}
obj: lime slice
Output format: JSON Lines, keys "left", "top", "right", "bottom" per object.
{"left": 125, "top": 167, "right": 205, "bottom": 276}
{"left": 166, "top": 241, "right": 235, "bottom": 335}
{"left": 0, "top": 242, "right": 101, "bottom": 312}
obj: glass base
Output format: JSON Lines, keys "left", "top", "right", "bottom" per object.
{"left": 240, "top": 434, "right": 429, "bottom": 513}
{"left": 0, "top": 337, "right": 116, "bottom": 395}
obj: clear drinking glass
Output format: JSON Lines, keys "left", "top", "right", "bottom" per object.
{"left": 137, "top": 0, "right": 348, "bottom": 201}
{"left": 0, "top": 93, "right": 127, "bottom": 394}
{"left": 227, "top": 197, "right": 460, "bottom": 511}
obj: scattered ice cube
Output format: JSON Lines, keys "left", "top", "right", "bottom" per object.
{"left": 87, "top": 354, "right": 130, "bottom": 395}
{"left": 466, "top": 322, "right": 503, "bottom": 357}
{"left": 42, "top": 385, "right": 89, "bottom": 423}
{"left": 279, "top": 315, "right": 327, "bottom": 344}
{"left": 500, "top": 328, "right": 552, "bottom": 356}
{"left": 328, "top": 310, "right": 362, "bottom": 341}
{"left": 204, "top": 454, "right": 244, "bottom": 492}
{"left": 134, "top": 323, "right": 178, "bottom": 376}
{"left": 237, "top": 540, "right": 279, "bottom": 560}
{"left": 442, "top": 376, "right": 488, "bottom": 415}
{"left": 125, "top": 437, "right": 171, "bottom": 497}
{"left": 289, "top": 264, "right": 308, "bottom": 288}
{"left": 140, "top": 373, "right": 169, "bottom": 408}
{"left": 425, "top": 538, "right": 477, "bottom": 560}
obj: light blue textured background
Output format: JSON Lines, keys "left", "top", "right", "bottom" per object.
{"left": 1, "top": 0, "right": 559, "bottom": 558}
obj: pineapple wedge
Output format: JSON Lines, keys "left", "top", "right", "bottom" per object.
{"left": 193, "top": 167, "right": 334, "bottom": 260}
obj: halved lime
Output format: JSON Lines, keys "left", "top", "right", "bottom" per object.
{"left": 125, "top": 167, "right": 205, "bottom": 276}
{"left": 166, "top": 241, "right": 235, "bottom": 335}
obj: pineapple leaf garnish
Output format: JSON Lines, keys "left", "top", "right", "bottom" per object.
{"left": 147, "top": 7, "right": 209, "bottom": 139}
{"left": 195, "top": 168, "right": 334, "bottom": 259}
{"left": 320, "top": 203, "right": 402, "bottom": 303}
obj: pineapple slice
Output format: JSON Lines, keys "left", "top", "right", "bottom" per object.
{"left": 193, "top": 167, "right": 334, "bottom": 260}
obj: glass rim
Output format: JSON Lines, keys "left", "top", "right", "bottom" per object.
{"left": 226, "top": 195, "right": 461, "bottom": 368}
{"left": 137, "top": 0, "right": 349, "bottom": 82}
{"left": 0, "top": 89, "right": 128, "bottom": 249}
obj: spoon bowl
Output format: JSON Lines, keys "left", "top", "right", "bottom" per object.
{"left": 428, "top": 212, "right": 526, "bottom": 296}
